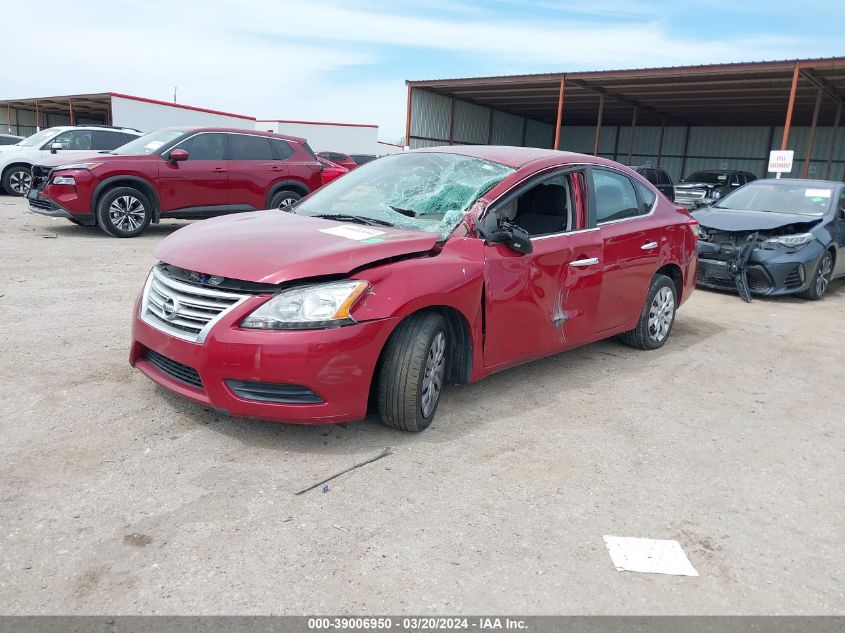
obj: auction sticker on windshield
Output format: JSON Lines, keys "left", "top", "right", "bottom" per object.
{"left": 319, "top": 225, "right": 386, "bottom": 240}
{"left": 805, "top": 188, "right": 832, "bottom": 198}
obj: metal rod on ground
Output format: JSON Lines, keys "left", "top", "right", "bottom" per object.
{"left": 802, "top": 86, "right": 823, "bottom": 178}
{"left": 295, "top": 447, "right": 393, "bottom": 495}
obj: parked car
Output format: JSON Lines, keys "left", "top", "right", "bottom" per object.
{"left": 317, "top": 151, "right": 358, "bottom": 171}
{"left": 675, "top": 169, "right": 757, "bottom": 209}
{"left": 350, "top": 154, "right": 378, "bottom": 166}
{"left": 0, "top": 133, "right": 23, "bottom": 146}
{"left": 27, "top": 127, "right": 323, "bottom": 237}
{"left": 316, "top": 157, "right": 348, "bottom": 185}
{"left": 694, "top": 178, "right": 845, "bottom": 302}
{"left": 130, "top": 146, "right": 698, "bottom": 432}
{"left": 0, "top": 125, "right": 141, "bottom": 195}
{"left": 631, "top": 165, "right": 674, "bottom": 200}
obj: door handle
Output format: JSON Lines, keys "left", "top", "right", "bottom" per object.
{"left": 212, "top": 167, "right": 226, "bottom": 173}
{"left": 570, "top": 257, "right": 599, "bottom": 267}
{"left": 641, "top": 241, "right": 658, "bottom": 250}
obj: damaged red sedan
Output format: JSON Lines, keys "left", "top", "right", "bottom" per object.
{"left": 130, "top": 147, "right": 698, "bottom": 432}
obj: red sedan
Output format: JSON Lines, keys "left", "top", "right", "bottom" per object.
{"left": 130, "top": 146, "right": 698, "bottom": 432}
{"left": 316, "top": 156, "right": 348, "bottom": 185}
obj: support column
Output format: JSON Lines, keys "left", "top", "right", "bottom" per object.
{"left": 593, "top": 94, "right": 604, "bottom": 156}
{"left": 521, "top": 117, "right": 528, "bottom": 147}
{"left": 656, "top": 117, "right": 666, "bottom": 164}
{"left": 553, "top": 75, "right": 566, "bottom": 150}
{"left": 35, "top": 100, "right": 40, "bottom": 131}
{"left": 404, "top": 85, "right": 412, "bottom": 148}
{"left": 802, "top": 86, "right": 824, "bottom": 178}
{"left": 781, "top": 63, "right": 800, "bottom": 150}
{"left": 612, "top": 126, "right": 621, "bottom": 161}
{"left": 448, "top": 98, "right": 455, "bottom": 145}
{"left": 825, "top": 103, "right": 842, "bottom": 180}
{"left": 626, "top": 106, "right": 638, "bottom": 163}
{"left": 68, "top": 97, "right": 75, "bottom": 125}
{"left": 487, "top": 111, "right": 494, "bottom": 144}
{"left": 679, "top": 125, "right": 691, "bottom": 180}
{"left": 5, "top": 104, "right": 10, "bottom": 134}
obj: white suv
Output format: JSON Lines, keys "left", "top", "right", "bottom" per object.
{"left": 0, "top": 126, "right": 142, "bottom": 196}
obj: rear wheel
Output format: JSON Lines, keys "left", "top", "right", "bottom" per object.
{"left": 377, "top": 312, "right": 448, "bottom": 432}
{"left": 2, "top": 165, "right": 32, "bottom": 196}
{"left": 96, "top": 187, "right": 152, "bottom": 238}
{"left": 619, "top": 274, "right": 677, "bottom": 350}
{"left": 799, "top": 251, "right": 833, "bottom": 301}
{"left": 269, "top": 189, "right": 302, "bottom": 210}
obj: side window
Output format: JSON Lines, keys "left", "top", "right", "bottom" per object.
{"left": 634, "top": 180, "right": 657, "bottom": 212}
{"left": 95, "top": 131, "right": 133, "bottom": 150}
{"left": 838, "top": 191, "right": 845, "bottom": 214}
{"left": 593, "top": 169, "right": 641, "bottom": 223}
{"left": 48, "top": 130, "right": 94, "bottom": 150}
{"left": 229, "top": 134, "right": 274, "bottom": 160}
{"left": 657, "top": 170, "right": 671, "bottom": 185}
{"left": 496, "top": 172, "right": 576, "bottom": 237}
{"left": 271, "top": 138, "right": 294, "bottom": 160}
{"left": 176, "top": 133, "right": 225, "bottom": 160}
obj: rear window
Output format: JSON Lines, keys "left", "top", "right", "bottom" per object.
{"left": 271, "top": 139, "right": 294, "bottom": 160}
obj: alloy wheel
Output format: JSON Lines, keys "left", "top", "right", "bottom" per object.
{"left": 108, "top": 195, "right": 146, "bottom": 232}
{"left": 420, "top": 331, "right": 446, "bottom": 418}
{"left": 277, "top": 196, "right": 298, "bottom": 209}
{"left": 815, "top": 253, "right": 833, "bottom": 297}
{"left": 9, "top": 169, "right": 31, "bottom": 195}
{"left": 647, "top": 286, "right": 675, "bottom": 343}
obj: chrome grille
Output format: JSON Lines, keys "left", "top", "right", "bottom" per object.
{"left": 675, "top": 189, "right": 706, "bottom": 201}
{"left": 140, "top": 265, "right": 249, "bottom": 343}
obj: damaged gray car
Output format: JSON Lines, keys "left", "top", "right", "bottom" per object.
{"left": 693, "top": 179, "right": 845, "bottom": 301}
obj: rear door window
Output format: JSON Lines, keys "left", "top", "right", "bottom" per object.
{"left": 270, "top": 138, "right": 294, "bottom": 160}
{"left": 229, "top": 134, "right": 274, "bottom": 160}
{"left": 95, "top": 130, "right": 135, "bottom": 150}
{"left": 593, "top": 169, "right": 642, "bottom": 223}
{"left": 176, "top": 133, "right": 226, "bottom": 160}
{"left": 47, "top": 129, "right": 94, "bottom": 150}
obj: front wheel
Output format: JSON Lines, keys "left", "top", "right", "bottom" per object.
{"left": 96, "top": 187, "right": 152, "bottom": 238}
{"left": 619, "top": 274, "right": 677, "bottom": 350}
{"left": 2, "top": 166, "right": 32, "bottom": 196}
{"left": 269, "top": 189, "right": 302, "bottom": 210}
{"left": 798, "top": 251, "right": 833, "bottom": 301}
{"left": 377, "top": 312, "right": 448, "bottom": 432}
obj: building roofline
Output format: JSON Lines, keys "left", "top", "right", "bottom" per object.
{"left": 257, "top": 118, "right": 378, "bottom": 129}
{"left": 108, "top": 92, "right": 256, "bottom": 120}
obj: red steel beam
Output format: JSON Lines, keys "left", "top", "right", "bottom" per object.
{"left": 553, "top": 75, "right": 566, "bottom": 150}
{"left": 781, "top": 64, "right": 800, "bottom": 150}
{"left": 593, "top": 94, "right": 605, "bottom": 156}
{"left": 68, "top": 97, "right": 74, "bottom": 125}
{"left": 627, "top": 106, "right": 638, "bottom": 163}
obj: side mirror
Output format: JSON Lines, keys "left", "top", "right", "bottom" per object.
{"left": 50, "top": 142, "right": 63, "bottom": 153}
{"left": 485, "top": 222, "right": 533, "bottom": 255}
{"left": 169, "top": 148, "right": 189, "bottom": 162}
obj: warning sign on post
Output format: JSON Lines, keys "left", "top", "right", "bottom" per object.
{"left": 768, "top": 150, "right": 794, "bottom": 174}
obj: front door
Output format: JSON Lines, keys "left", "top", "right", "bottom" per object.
{"left": 482, "top": 169, "right": 603, "bottom": 369}
{"left": 158, "top": 132, "right": 228, "bottom": 213}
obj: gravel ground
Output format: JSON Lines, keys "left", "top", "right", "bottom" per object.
{"left": 0, "top": 195, "right": 843, "bottom": 615}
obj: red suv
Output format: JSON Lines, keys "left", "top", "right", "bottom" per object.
{"left": 27, "top": 127, "right": 323, "bottom": 237}
{"left": 130, "top": 146, "right": 698, "bottom": 432}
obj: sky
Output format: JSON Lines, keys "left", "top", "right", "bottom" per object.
{"left": 1, "top": 0, "right": 843, "bottom": 142}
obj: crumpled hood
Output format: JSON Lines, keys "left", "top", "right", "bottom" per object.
{"left": 155, "top": 211, "right": 440, "bottom": 284}
{"left": 692, "top": 208, "right": 822, "bottom": 232}
{"left": 677, "top": 182, "right": 720, "bottom": 190}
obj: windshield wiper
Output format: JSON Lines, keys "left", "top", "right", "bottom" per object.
{"left": 389, "top": 205, "right": 419, "bottom": 218}
{"left": 310, "top": 213, "right": 394, "bottom": 227}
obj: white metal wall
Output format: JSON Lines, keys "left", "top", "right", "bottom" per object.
{"left": 110, "top": 96, "right": 256, "bottom": 132}
{"left": 258, "top": 121, "right": 380, "bottom": 154}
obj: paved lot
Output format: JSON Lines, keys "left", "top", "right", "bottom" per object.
{"left": 0, "top": 195, "right": 843, "bottom": 615}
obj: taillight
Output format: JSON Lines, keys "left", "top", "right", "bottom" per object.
{"left": 688, "top": 220, "right": 701, "bottom": 237}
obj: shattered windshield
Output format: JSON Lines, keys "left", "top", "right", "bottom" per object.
{"left": 294, "top": 151, "right": 514, "bottom": 238}
{"left": 714, "top": 182, "right": 835, "bottom": 216}
{"left": 684, "top": 172, "right": 727, "bottom": 184}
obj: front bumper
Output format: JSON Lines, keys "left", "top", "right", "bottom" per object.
{"left": 27, "top": 176, "right": 95, "bottom": 225}
{"left": 130, "top": 295, "right": 398, "bottom": 424}
{"left": 696, "top": 240, "right": 824, "bottom": 296}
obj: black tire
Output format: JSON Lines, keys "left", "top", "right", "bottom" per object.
{"left": 2, "top": 165, "right": 32, "bottom": 196}
{"left": 377, "top": 312, "right": 448, "bottom": 432}
{"left": 619, "top": 274, "right": 677, "bottom": 350}
{"left": 798, "top": 250, "right": 833, "bottom": 301}
{"left": 269, "top": 189, "right": 302, "bottom": 210}
{"left": 96, "top": 187, "right": 152, "bottom": 238}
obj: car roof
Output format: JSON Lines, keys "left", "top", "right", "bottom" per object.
{"left": 631, "top": 165, "right": 666, "bottom": 171}
{"left": 158, "top": 126, "right": 307, "bottom": 145}
{"left": 412, "top": 145, "right": 623, "bottom": 169}
{"left": 753, "top": 178, "right": 844, "bottom": 187}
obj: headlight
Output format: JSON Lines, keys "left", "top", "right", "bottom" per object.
{"left": 709, "top": 190, "right": 721, "bottom": 199}
{"left": 240, "top": 280, "right": 368, "bottom": 330}
{"left": 52, "top": 176, "right": 75, "bottom": 185}
{"left": 764, "top": 233, "right": 815, "bottom": 248}
{"left": 53, "top": 162, "right": 104, "bottom": 171}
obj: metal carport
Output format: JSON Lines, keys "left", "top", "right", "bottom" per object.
{"left": 405, "top": 57, "right": 845, "bottom": 181}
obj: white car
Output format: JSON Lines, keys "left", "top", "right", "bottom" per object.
{"left": 0, "top": 126, "right": 142, "bottom": 196}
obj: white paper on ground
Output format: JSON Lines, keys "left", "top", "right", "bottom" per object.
{"left": 603, "top": 536, "right": 699, "bottom": 576}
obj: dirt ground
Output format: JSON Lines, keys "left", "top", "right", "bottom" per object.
{"left": 0, "top": 195, "right": 842, "bottom": 615}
